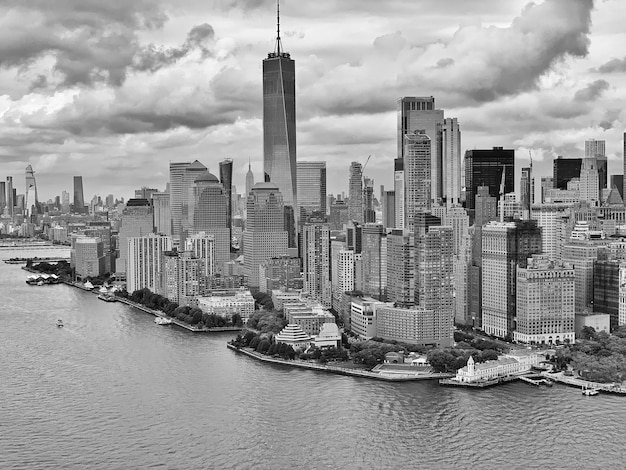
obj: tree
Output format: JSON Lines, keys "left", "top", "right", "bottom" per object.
{"left": 581, "top": 326, "right": 597, "bottom": 341}
{"left": 249, "top": 336, "right": 260, "bottom": 350}
{"left": 190, "top": 308, "right": 203, "bottom": 325}
{"left": 257, "top": 339, "right": 271, "bottom": 354}
{"left": 479, "top": 349, "right": 499, "bottom": 362}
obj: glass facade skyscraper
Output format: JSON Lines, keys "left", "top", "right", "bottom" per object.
{"left": 464, "top": 147, "right": 514, "bottom": 213}
{"left": 296, "top": 161, "right": 326, "bottom": 221}
{"left": 73, "top": 176, "right": 85, "bottom": 214}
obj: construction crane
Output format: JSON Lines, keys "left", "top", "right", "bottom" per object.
{"left": 362, "top": 154, "right": 372, "bottom": 175}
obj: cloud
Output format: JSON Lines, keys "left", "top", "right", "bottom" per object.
{"left": 574, "top": 79, "right": 610, "bottom": 101}
{"left": 595, "top": 57, "right": 626, "bottom": 73}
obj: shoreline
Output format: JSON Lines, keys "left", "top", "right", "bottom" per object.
{"left": 227, "top": 343, "right": 455, "bottom": 382}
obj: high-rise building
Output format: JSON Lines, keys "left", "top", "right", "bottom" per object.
{"left": 381, "top": 189, "right": 395, "bottom": 229}
{"left": 152, "top": 191, "right": 171, "bottom": 236}
{"left": 135, "top": 187, "right": 159, "bottom": 200}
{"left": 531, "top": 204, "right": 569, "bottom": 260}
{"left": 415, "top": 224, "right": 454, "bottom": 341}
{"left": 188, "top": 172, "right": 230, "bottom": 274}
{"left": 579, "top": 157, "right": 600, "bottom": 205}
{"left": 263, "top": 9, "right": 297, "bottom": 237}
{"left": 73, "top": 237, "right": 105, "bottom": 280}
{"left": 259, "top": 256, "right": 302, "bottom": 293}
{"left": 169, "top": 160, "right": 207, "bottom": 245}
{"left": 331, "top": 243, "right": 354, "bottom": 311}
{"left": 329, "top": 200, "right": 349, "bottom": 231}
{"left": 361, "top": 224, "right": 386, "bottom": 300}
{"left": 404, "top": 130, "right": 432, "bottom": 228}
{"left": 245, "top": 160, "right": 254, "bottom": 199}
{"left": 302, "top": 223, "right": 331, "bottom": 307}
{"left": 464, "top": 148, "right": 514, "bottom": 213}
{"left": 397, "top": 97, "right": 444, "bottom": 202}
{"left": 297, "top": 162, "right": 326, "bottom": 221}
{"left": 611, "top": 175, "right": 624, "bottom": 201}
{"left": 520, "top": 167, "right": 532, "bottom": 219}
{"left": 73, "top": 176, "right": 85, "bottom": 214}
{"left": 348, "top": 162, "right": 363, "bottom": 223}
{"left": 25, "top": 164, "right": 39, "bottom": 218}
{"left": 441, "top": 117, "right": 461, "bottom": 207}
{"left": 363, "top": 177, "right": 375, "bottom": 223}
{"left": 584, "top": 139, "right": 607, "bottom": 191}
{"left": 594, "top": 250, "right": 620, "bottom": 330}
{"left": 127, "top": 234, "right": 172, "bottom": 294}
{"left": 116, "top": 199, "right": 154, "bottom": 278}
{"left": 243, "top": 182, "right": 289, "bottom": 287}
{"left": 6, "top": 177, "right": 13, "bottom": 217}
{"left": 553, "top": 157, "right": 582, "bottom": 190}
{"left": 514, "top": 255, "right": 575, "bottom": 345}
{"left": 162, "top": 250, "right": 201, "bottom": 307}
{"left": 185, "top": 232, "right": 216, "bottom": 292}
{"left": 376, "top": 305, "right": 453, "bottom": 348}
{"left": 386, "top": 229, "right": 414, "bottom": 307}
{"left": 0, "top": 181, "right": 5, "bottom": 213}
{"left": 219, "top": 159, "right": 233, "bottom": 232}
{"left": 61, "top": 190, "right": 70, "bottom": 213}
{"left": 540, "top": 177, "right": 554, "bottom": 203}
{"left": 85, "top": 221, "right": 114, "bottom": 274}
{"left": 623, "top": 132, "right": 626, "bottom": 204}
{"left": 393, "top": 158, "right": 405, "bottom": 229}
{"left": 481, "top": 220, "right": 542, "bottom": 338}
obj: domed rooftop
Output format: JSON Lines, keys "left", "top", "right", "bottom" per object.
{"left": 194, "top": 171, "right": 220, "bottom": 184}
{"left": 252, "top": 182, "right": 280, "bottom": 191}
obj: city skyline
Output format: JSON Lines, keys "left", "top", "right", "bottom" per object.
{"left": 1, "top": 0, "right": 625, "bottom": 200}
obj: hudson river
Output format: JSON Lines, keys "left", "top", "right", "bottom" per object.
{"left": 1, "top": 248, "right": 625, "bottom": 469}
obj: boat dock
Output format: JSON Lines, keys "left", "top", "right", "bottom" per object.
{"left": 518, "top": 375, "right": 553, "bottom": 387}
{"left": 439, "top": 375, "right": 519, "bottom": 388}
{"left": 540, "top": 372, "right": 626, "bottom": 396}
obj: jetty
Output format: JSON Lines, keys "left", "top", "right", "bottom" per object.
{"left": 540, "top": 371, "right": 626, "bottom": 396}
{"left": 518, "top": 374, "right": 553, "bottom": 387}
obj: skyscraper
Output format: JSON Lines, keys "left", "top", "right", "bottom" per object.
{"left": 579, "top": 157, "right": 600, "bottom": 205}
{"left": 553, "top": 157, "right": 582, "bottom": 190}
{"left": 127, "top": 234, "right": 172, "bottom": 294}
{"left": 169, "top": 160, "right": 207, "bottom": 246}
{"left": 116, "top": 199, "right": 154, "bottom": 279}
{"left": 585, "top": 139, "right": 607, "bottom": 191}
{"left": 348, "top": 162, "right": 363, "bottom": 223}
{"left": 0, "top": 181, "right": 6, "bottom": 214}
{"left": 397, "top": 97, "right": 444, "bottom": 202}
{"left": 302, "top": 223, "right": 331, "bottom": 308}
{"left": 152, "top": 191, "right": 171, "bottom": 236}
{"left": 188, "top": 172, "right": 230, "bottom": 274}
{"left": 441, "top": 117, "right": 461, "bottom": 207}
{"left": 363, "top": 177, "right": 375, "bottom": 223}
{"left": 464, "top": 148, "right": 514, "bottom": 214}
{"left": 386, "top": 229, "right": 414, "bottom": 307}
{"left": 404, "top": 130, "right": 431, "bottom": 228}
{"left": 297, "top": 161, "right": 326, "bottom": 221}
{"left": 520, "top": 167, "right": 532, "bottom": 219}
{"left": 623, "top": 133, "right": 626, "bottom": 205}
{"left": 263, "top": 5, "right": 297, "bottom": 236}
{"left": 243, "top": 182, "right": 288, "bottom": 287}
{"left": 219, "top": 159, "right": 233, "bottom": 232}
{"left": 73, "top": 176, "right": 85, "bottom": 214}
{"left": 25, "top": 164, "right": 39, "bottom": 218}
{"left": 245, "top": 160, "right": 254, "bottom": 198}
{"left": 393, "top": 158, "right": 405, "bottom": 229}
{"left": 361, "top": 224, "right": 386, "bottom": 300}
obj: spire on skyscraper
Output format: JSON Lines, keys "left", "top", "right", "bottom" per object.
{"left": 275, "top": 0, "right": 282, "bottom": 55}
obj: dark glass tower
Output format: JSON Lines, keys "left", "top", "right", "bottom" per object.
{"left": 263, "top": 3, "right": 296, "bottom": 246}
{"left": 553, "top": 156, "right": 582, "bottom": 190}
{"left": 219, "top": 158, "right": 233, "bottom": 232}
{"left": 73, "top": 176, "right": 85, "bottom": 214}
{"left": 464, "top": 147, "right": 514, "bottom": 212}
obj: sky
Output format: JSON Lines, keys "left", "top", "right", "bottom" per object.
{"left": 1, "top": 0, "right": 626, "bottom": 202}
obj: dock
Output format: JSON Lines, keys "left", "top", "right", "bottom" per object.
{"left": 518, "top": 375, "right": 554, "bottom": 387}
{"left": 540, "top": 371, "right": 626, "bottom": 396}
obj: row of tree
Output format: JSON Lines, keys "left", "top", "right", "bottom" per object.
{"left": 231, "top": 330, "right": 296, "bottom": 360}
{"left": 426, "top": 348, "right": 499, "bottom": 373}
{"left": 30, "top": 260, "right": 73, "bottom": 278}
{"left": 246, "top": 310, "right": 287, "bottom": 333}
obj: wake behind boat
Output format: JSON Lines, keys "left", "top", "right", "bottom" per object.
{"left": 56, "top": 319, "right": 64, "bottom": 328}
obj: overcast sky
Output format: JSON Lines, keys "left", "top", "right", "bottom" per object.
{"left": 1, "top": 0, "right": 625, "bottom": 202}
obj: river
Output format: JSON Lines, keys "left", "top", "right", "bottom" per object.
{"left": 1, "top": 248, "right": 624, "bottom": 469}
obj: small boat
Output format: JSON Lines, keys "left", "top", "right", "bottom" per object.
{"left": 97, "top": 293, "right": 117, "bottom": 302}
{"left": 582, "top": 386, "right": 599, "bottom": 396}
{"left": 154, "top": 316, "right": 173, "bottom": 325}
{"left": 56, "top": 319, "right": 64, "bottom": 328}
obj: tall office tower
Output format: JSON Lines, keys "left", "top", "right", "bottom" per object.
{"left": 397, "top": 96, "right": 444, "bottom": 202}
{"left": 540, "top": 177, "right": 554, "bottom": 203}
{"left": 73, "top": 237, "right": 105, "bottom": 280}
{"left": 162, "top": 250, "right": 201, "bottom": 306}
{"left": 329, "top": 200, "right": 349, "bottom": 230}
{"left": 105, "top": 194, "right": 114, "bottom": 208}
{"left": 593, "top": 248, "right": 621, "bottom": 330}
{"left": 169, "top": 160, "right": 207, "bottom": 245}
{"left": 553, "top": 156, "right": 582, "bottom": 189}
{"left": 73, "top": 176, "right": 85, "bottom": 214}
{"left": 348, "top": 162, "right": 363, "bottom": 223}
{"left": 219, "top": 159, "right": 233, "bottom": 232}
{"left": 623, "top": 132, "right": 626, "bottom": 204}
{"left": 585, "top": 139, "right": 607, "bottom": 191}
{"left": 393, "top": 158, "right": 405, "bottom": 229}
{"left": 302, "top": 223, "right": 331, "bottom": 308}
{"left": 415, "top": 225, "right": 454, "bottom": 335}
{"left": 0, "top": 181, "right": 5, "bottom": 213}
{"left": 331, "top": 246, "right": 354, "bottom": 311}
{"left": 514, "top": 255, "right": 575, "bottom": 345}
{"left": 243, "top": 182, "right": 288, "bottom": 287}
{"left": 481, "top": 220, "right": 542, "bottom": 338}
{"left": 297, "top": 161, "right": 326, "bottom": 222}
{"left": 245, "top": 161, "right": 254, "bottom": 199}
{"left": 520, "top": 167, "right": 531, "bottom": 219}
{"left": 127, "top": 234, "right": 172, "bottom": 294}
{"left": 464, "top": 148, "right": 514, "bottom": 214}
{"left": 6, "top": 177, "right": 14, "bottom": 217}
{"left": 386, "top": 229, "right": 415, "bottom": 307}
{"left": 116, "top": 199, "right": 154, "bottom": 279}
{"left": 263, "top": 7, "right": 297, "bottom": 241}
{"left": 441, "top": 117, "right": 461, "bottom": 207}
{"left": 346, "top": 221, "right": 362, "bottom": 254}
{"left": 445, "top": 205, "right": 470, "bottom": 324}
{"left": 444, "top": 205, "right": 470, "bottom": 258}
{"left": 361, "top": 224, "right": 386, "bottom": 300}
{"left": 381, "top": 190, "right": 395, "bottom": 229}
{"left": 188, "top": 172, "right": 230, "bottom": 274}
{"left": 61, "top": 190, "right": 70, "bottom": 213}
{"left": 579, "top": 157, "right": 600, "bottom": 205}
{"left": 562, "top": 222, "right": 608, "bottom": 314}
{"left": 152, "top": 191, "right": 171, "bottom": 236}
{"left": 531, "top": 204, "right": 569, "bottom": 260}
{"left": 24, "top": 164, "right": 39, "bottom": 218}
{"left": 611, "top": 175, "right": 624, "bottom": 200}
{"left": 85, "top": 221, "right": 114, "bottom": 274}
{"left": 135, "top": 187, "right": 159, "bottom": 200}
{"left": 404, "top": 130, "right": 432, "bottom": 228}
{"left": 363, "top": 177, "right": 375, "bottom": 223}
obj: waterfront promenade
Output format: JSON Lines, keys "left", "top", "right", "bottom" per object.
{"left": 540, "top": 371, "right": 626, "bottom": 395}
{"left": 227, "top": 343, "right": 455, "bottom": 382}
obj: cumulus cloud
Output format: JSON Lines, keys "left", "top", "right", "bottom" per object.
{"left": 595, "top": 57, "right": 626, "bottom": 73}
{"left": 574, "top": 79, "right": 610, "bottom": 101}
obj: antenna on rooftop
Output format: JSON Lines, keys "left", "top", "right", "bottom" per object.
{"left": 275, "top": 0, "right": 282, "bottom": 55}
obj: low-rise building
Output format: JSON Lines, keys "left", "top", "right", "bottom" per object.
{"left": 455, "top": 352, "right": 543, "bottom": 383}
{"left": 275, "top": 324, "right": 311, "bottom": 351}
{"left": 313, "top": 323, "right": 341, "bottom": 349}
{"left": 197, "top": 289, "right": 254, "bottom": 323}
